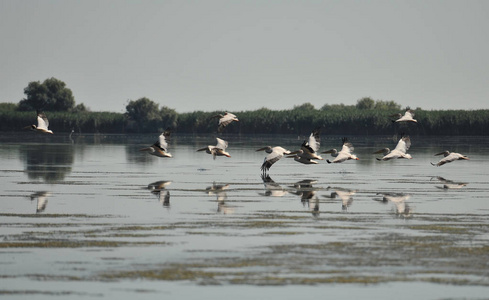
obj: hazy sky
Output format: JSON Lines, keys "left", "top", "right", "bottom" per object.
{"left": 1, "top": 0, "right": 488, "bottom": 113}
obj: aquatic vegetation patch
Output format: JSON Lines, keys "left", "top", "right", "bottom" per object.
{"left": 100, "top": 267, "right": 221, "bottom": 282}
{"left": 407, "top": 224, "right": 471, "bottom": 234}
{"left": 0, "top": 240, "right": 169, "bottom": 248}
{"left": 0, "top": 213, "right": 110, "bottom": 219}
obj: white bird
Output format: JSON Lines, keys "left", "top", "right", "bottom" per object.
{"left": 197, "top": 137, "right": 231, "bottom": 159}
{"left": 212, "top": 112, "right": 239, "bottom": 132}
{"left": 322, "top": 137, "right": 359, "bottom": 163}
{"left": 256, "top": 146, "right": 298, "bottom": 173}
{"left": 431, "top": 150, "right": 469, "bottom": 167}
{"left": 139, "top": 129, "right": 172, "bottom": 158}
{"left": 25, "top": 111, "right": 53, "bottom": 134}
{"left": 374, "top": 135, "right": 412, "bottom": 161}
{"left": 289, "top": 129, "right": 323, "bottom": 164}
{"left": 391, "top": 108, "right": 417, "bottom": 123}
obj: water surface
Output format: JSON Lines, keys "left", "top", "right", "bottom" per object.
{"left": 1, "top": 133, "right": 488, "bottom": 299}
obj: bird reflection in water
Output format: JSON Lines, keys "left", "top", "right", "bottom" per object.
{"left": 323, "top": 187, "right": 356, "bottom": 211}
{"left": 259, "top": 174, "right": 288, "bottom": 197}
{"left": 290, "top": 179, "right": 320, "bottom": 216}
{"left": 206, "top": 183, "right": 234, "bottom": 214}
{"left": 375, "top": 193, "right": 412, "bottom": 218}
{"left": 30, "top": 191, "right": 50, "bottom": 213}
{"left": 147, "top": 181, "right": 172, "bottom": 209}
{"left": 432, "top": 176, "right": 468, "bottom": 190}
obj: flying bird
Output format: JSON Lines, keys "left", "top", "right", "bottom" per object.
{"left": 289, "top": 129, "right": 323, "bottom": 164}
{"left": 212, "top": 112, "right": 239, "bottom": 132}
{"left": 322, "top": 137, "right": 359, "bottom": 163}
{"left": 431, "top": 150, "right": 469, "bottom": 167}
{"left": 256, "top": 146, "right": 298, "bottom": 174}
{"left": 374, "top": 135, "right": 412, "bottom": 161}
{"left": 139, "top": 129, "right": 172, "bottom": 158}
{"left": 391, "top": 108, "right": 417, "bottom": 123}
{"left": 197, "top": 137, "right": 231, "bottom": 159}
{"left": 25, "top": 111, "right": 53, "bottom": 134}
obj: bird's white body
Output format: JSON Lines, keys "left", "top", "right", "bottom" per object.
{"left": 140, "top": 131, "right": 172, "bottom": 158}
{"left": 290, "top": 129, "right": 323, "bottom": 164}
{"left": 257, "top": 146, "right": 297, "bottom": 173}
{"left": 293, "top": 155, "right": 319, "bottom": 164}
{"left": 375, "top": 136, "right": 412, "bottom": 160}
{"left": 393, "top": 109, "right": 417, "bottom": 123}
{"left": 27, "top": 112, "right": 53, "bottom": 134}
{"left": 215, "top": 112, "right": 239, "bottom": 132}
{"left": 323, "top": 138, "right": 359, "bottom": 163}
{"left": 198, "top": 138, "right": 231, "bottom": 159}
{"left": 432, "top": 150, "right": 469, "bottom": 166}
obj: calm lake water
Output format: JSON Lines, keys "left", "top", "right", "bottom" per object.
{"left": 1, "top": 133, "right": 489, "bottom": 299}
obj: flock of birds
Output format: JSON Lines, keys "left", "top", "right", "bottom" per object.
{"left": 23, "top": 109, "right": 472, "bottom": 215}
{"left": 27, "top": 109, "right": 470, "bottom": 172}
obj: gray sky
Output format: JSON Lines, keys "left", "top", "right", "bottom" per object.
{"left": 1, "top": 0, "right": 488, "bottom": 113}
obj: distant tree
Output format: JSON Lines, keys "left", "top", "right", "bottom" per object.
{"left": 321, "top": 103, "right": 348, "bottom": 111}
{"left": 18, "top": 77, "right": 75, "bottom": 111}
{"left": 374, "top": 100, "right": 401, "bottom": 110}
{"left": 356, "top": 97, "right": 375, "bottom": 110}
{"left": 293, "top": 102, "right": 316, "bottom": 111}
{"left": 72, "top": 103, "right": 89, "bottom": 113}
{"left": 126, "top": 97, "right": 160, "bottom": 122}
{"left": 126, "top": 97, "right": 168, "bottom": 132}
{"left": 0, "top": 102, "right": 17, "bottom": 111}
{"left": 160, "top": 105, "right": 178, "bottom": 129}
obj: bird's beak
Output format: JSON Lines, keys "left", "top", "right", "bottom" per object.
{"left": 355, "top": 157, "right": 360, "bottom": 160}
{"left": 256, "top": 147, "right": 267, "bottom": 152}
{"left": 434, "top": 152, "right": 445, "bottom": 156}
{"left": 463, "top": 156, "right": 469, "bottom": 160}
{"left": 373, "top": 149, "right": 385, "bottom": 154}
{"left": 197, "top": 148, "right": 207, "bottom": 152}
{"left": 322, "top": 149, "right": 334, "bottom": 154}
{"left": 286, "top": 155, "right": 295, "bottom": 158}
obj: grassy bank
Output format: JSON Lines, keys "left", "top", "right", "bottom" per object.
{"left": 1, "top": 108, "right": 487, "bottom": 135}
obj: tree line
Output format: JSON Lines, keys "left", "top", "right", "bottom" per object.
{"left": 0, "top": 77, "right": 487, "bottom": 135}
